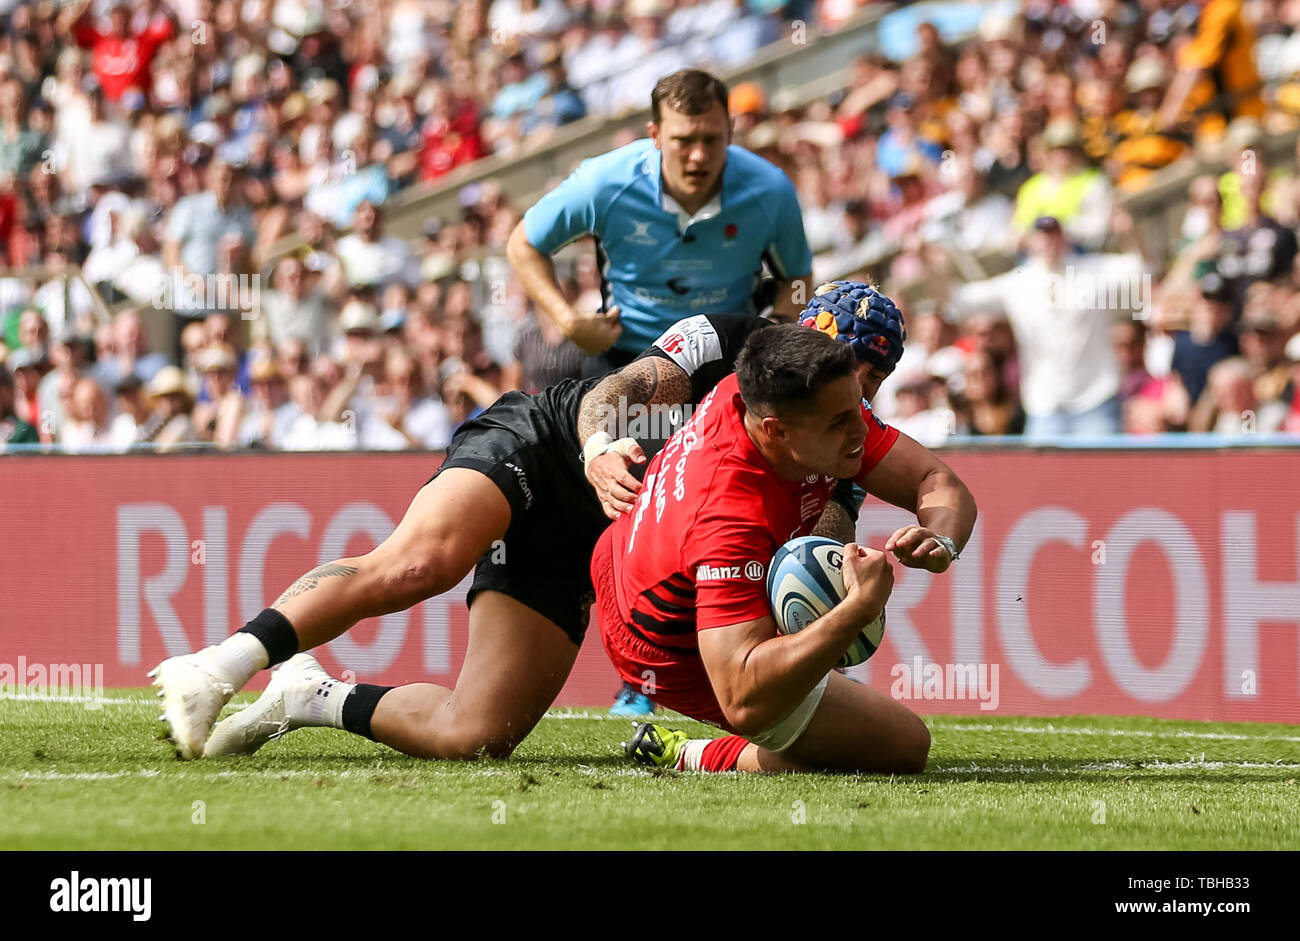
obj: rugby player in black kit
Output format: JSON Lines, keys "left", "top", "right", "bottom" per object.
{"left": 150, "top": 284, "right": 905, "bottom": 762}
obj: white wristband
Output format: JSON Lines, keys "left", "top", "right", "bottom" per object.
{"left": 582, "top": 432, "right": 614, "bottom": 468}
{"left": 582, "top": 432, "right": 640, "bottom": 470}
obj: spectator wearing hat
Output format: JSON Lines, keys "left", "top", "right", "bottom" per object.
{"left": 1012, "top": 120, "right": 1113, "bottom": 251}
{"left": 0, "top": 363, "right": 38, "bottom": 448}
{"left": 727, "top": 81, "right": 767, "bottom": 136}
{"left": 144, "top": 364, "right": 199, "bottom": 451}
{"left": 235, "top": 357, "right": 299, "bottom": 449}
{"left": 202, "top": 313, "right": 252, "bottom": 392}
{"left": 1169, "top": 271, "right": 1241, "bottom": 408}
{"left": 334, "top": 299, "right": 387, "bottom": 369}
{"left": 951, "top": 216, "right": 1144, "bottom": 438}
{"left": 882, "top": 154, "right": 939, "bottom": 245}
{"left": 192, "top": 344, "right": 245, "bottom": 444}
{"left": 1110, "top": 57, "right": 1191, "bottom": 192}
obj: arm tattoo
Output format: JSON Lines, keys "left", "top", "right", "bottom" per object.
{"left": 577, "top": 357, "right": 692, "bottom": 443}
{"left": 811, "top": 500, "right": 857, "bottom": 544}
{"left": 273, "top": 562, "right": 359, "bottom": 607}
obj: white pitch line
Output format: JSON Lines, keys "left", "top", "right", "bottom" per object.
{"left": 3, "top": 767, "right": 588, "bottom": 783}
{"left": 928, "top": 721, "right": 1300, "bottom": 744}
{"left": 4, "top": 694, "right": 1299, "bottom": 744}
{"left": 0, "top": 695, "right": 677, "bottom": 720}
{"left": 0, "top": 693, "right": 146, "bottom": 706}
{"left": 7, "top": 759, "right": 1299, "bottom": 784}
{"left": 928, "top": 759, "right": 1300, "bottom": 774}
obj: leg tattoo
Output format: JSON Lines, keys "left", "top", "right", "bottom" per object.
{"left": 274, "top": 563, "right": 359, "bottom": 607}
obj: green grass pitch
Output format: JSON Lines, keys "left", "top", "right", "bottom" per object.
{"left": 2, "top": 690, "right": 1298, "bottom": 850}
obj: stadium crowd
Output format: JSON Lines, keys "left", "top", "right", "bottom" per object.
{"left": 2, "top": 0, "right": 1300, "bottom": 453}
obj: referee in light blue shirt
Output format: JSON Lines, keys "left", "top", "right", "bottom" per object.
{"left": 507, "top": 69, "right": 814, "bottom": 378}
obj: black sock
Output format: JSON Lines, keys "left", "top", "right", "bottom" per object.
{"left": 341, "top": 684, "right": 394, "bottom": 741}
{"left": 237, "top": 608, "right": 299, "bottom": 667}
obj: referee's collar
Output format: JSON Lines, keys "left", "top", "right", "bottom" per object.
{"left": 652, "top": 149, "right": 730, "bottom": 234}
{"left": 661, "top": 189, "right": 723, "bottom": 234}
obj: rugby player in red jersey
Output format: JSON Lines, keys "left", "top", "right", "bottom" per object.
{"left": 594, "top": 311, "right": 977, "bottom": 774}
{"left": 147, "top": 284, "right": 903, "bottom": 762}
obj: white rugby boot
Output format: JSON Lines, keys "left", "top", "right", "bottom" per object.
{"left": 149, "top": 650, "right": 240, "bottom": 760}
{"left": 204, "top": 653, "right": 339, "bottom": 757}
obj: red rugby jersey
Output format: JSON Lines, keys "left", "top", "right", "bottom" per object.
{"left": 605, "top": 373, "right": 899, "bottom": 651}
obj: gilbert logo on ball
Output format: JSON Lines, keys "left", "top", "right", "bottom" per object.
{"left": 766, "top": 536, "right": 885, "bottom": 668}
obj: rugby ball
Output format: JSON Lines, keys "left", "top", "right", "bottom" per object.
{"left": 766, "top": 536, "right": 886, "bottom": 668}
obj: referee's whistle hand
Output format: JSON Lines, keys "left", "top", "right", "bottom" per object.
{"left": 587, "top": 446, "right": 645, "bottom": 520}
{"left": 563, "top": 306, "right": 622, "bottom": 355}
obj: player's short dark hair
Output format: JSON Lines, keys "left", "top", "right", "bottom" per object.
{"left": 736, "top": 324, "right": 857, "bottom": 419}
{"left": 651, "top": 69, "right": 729, "bottom": 122}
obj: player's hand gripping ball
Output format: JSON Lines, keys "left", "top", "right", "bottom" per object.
{"left": 799, "top": 281, "right": 906, "bottom": 375}
{"left": 767, "top": 536, "right": 886, "bottom": 668}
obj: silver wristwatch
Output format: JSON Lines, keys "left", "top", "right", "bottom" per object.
{"left": 932, "top": 534, "right": 959, "bottom": 561}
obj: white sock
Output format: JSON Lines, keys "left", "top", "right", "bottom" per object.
{"left": 204, "top": 633, "right": 270, "bottom": 689}
{"left": 285, "top": 675, "right": 355, "bottom": 729}
{"left": 675, "top": 739, "right": 711, "bottom": 771}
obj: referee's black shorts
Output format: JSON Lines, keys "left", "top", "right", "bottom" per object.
{"left": 429, "top": 392, "right": 609, "bottom": 646}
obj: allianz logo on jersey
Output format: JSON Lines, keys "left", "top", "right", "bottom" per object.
{"left": 696, "top": 561, "right": 765, "bottom": 582}
{"left": 624, "top": 221, "right": 659, "bottom": 246}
